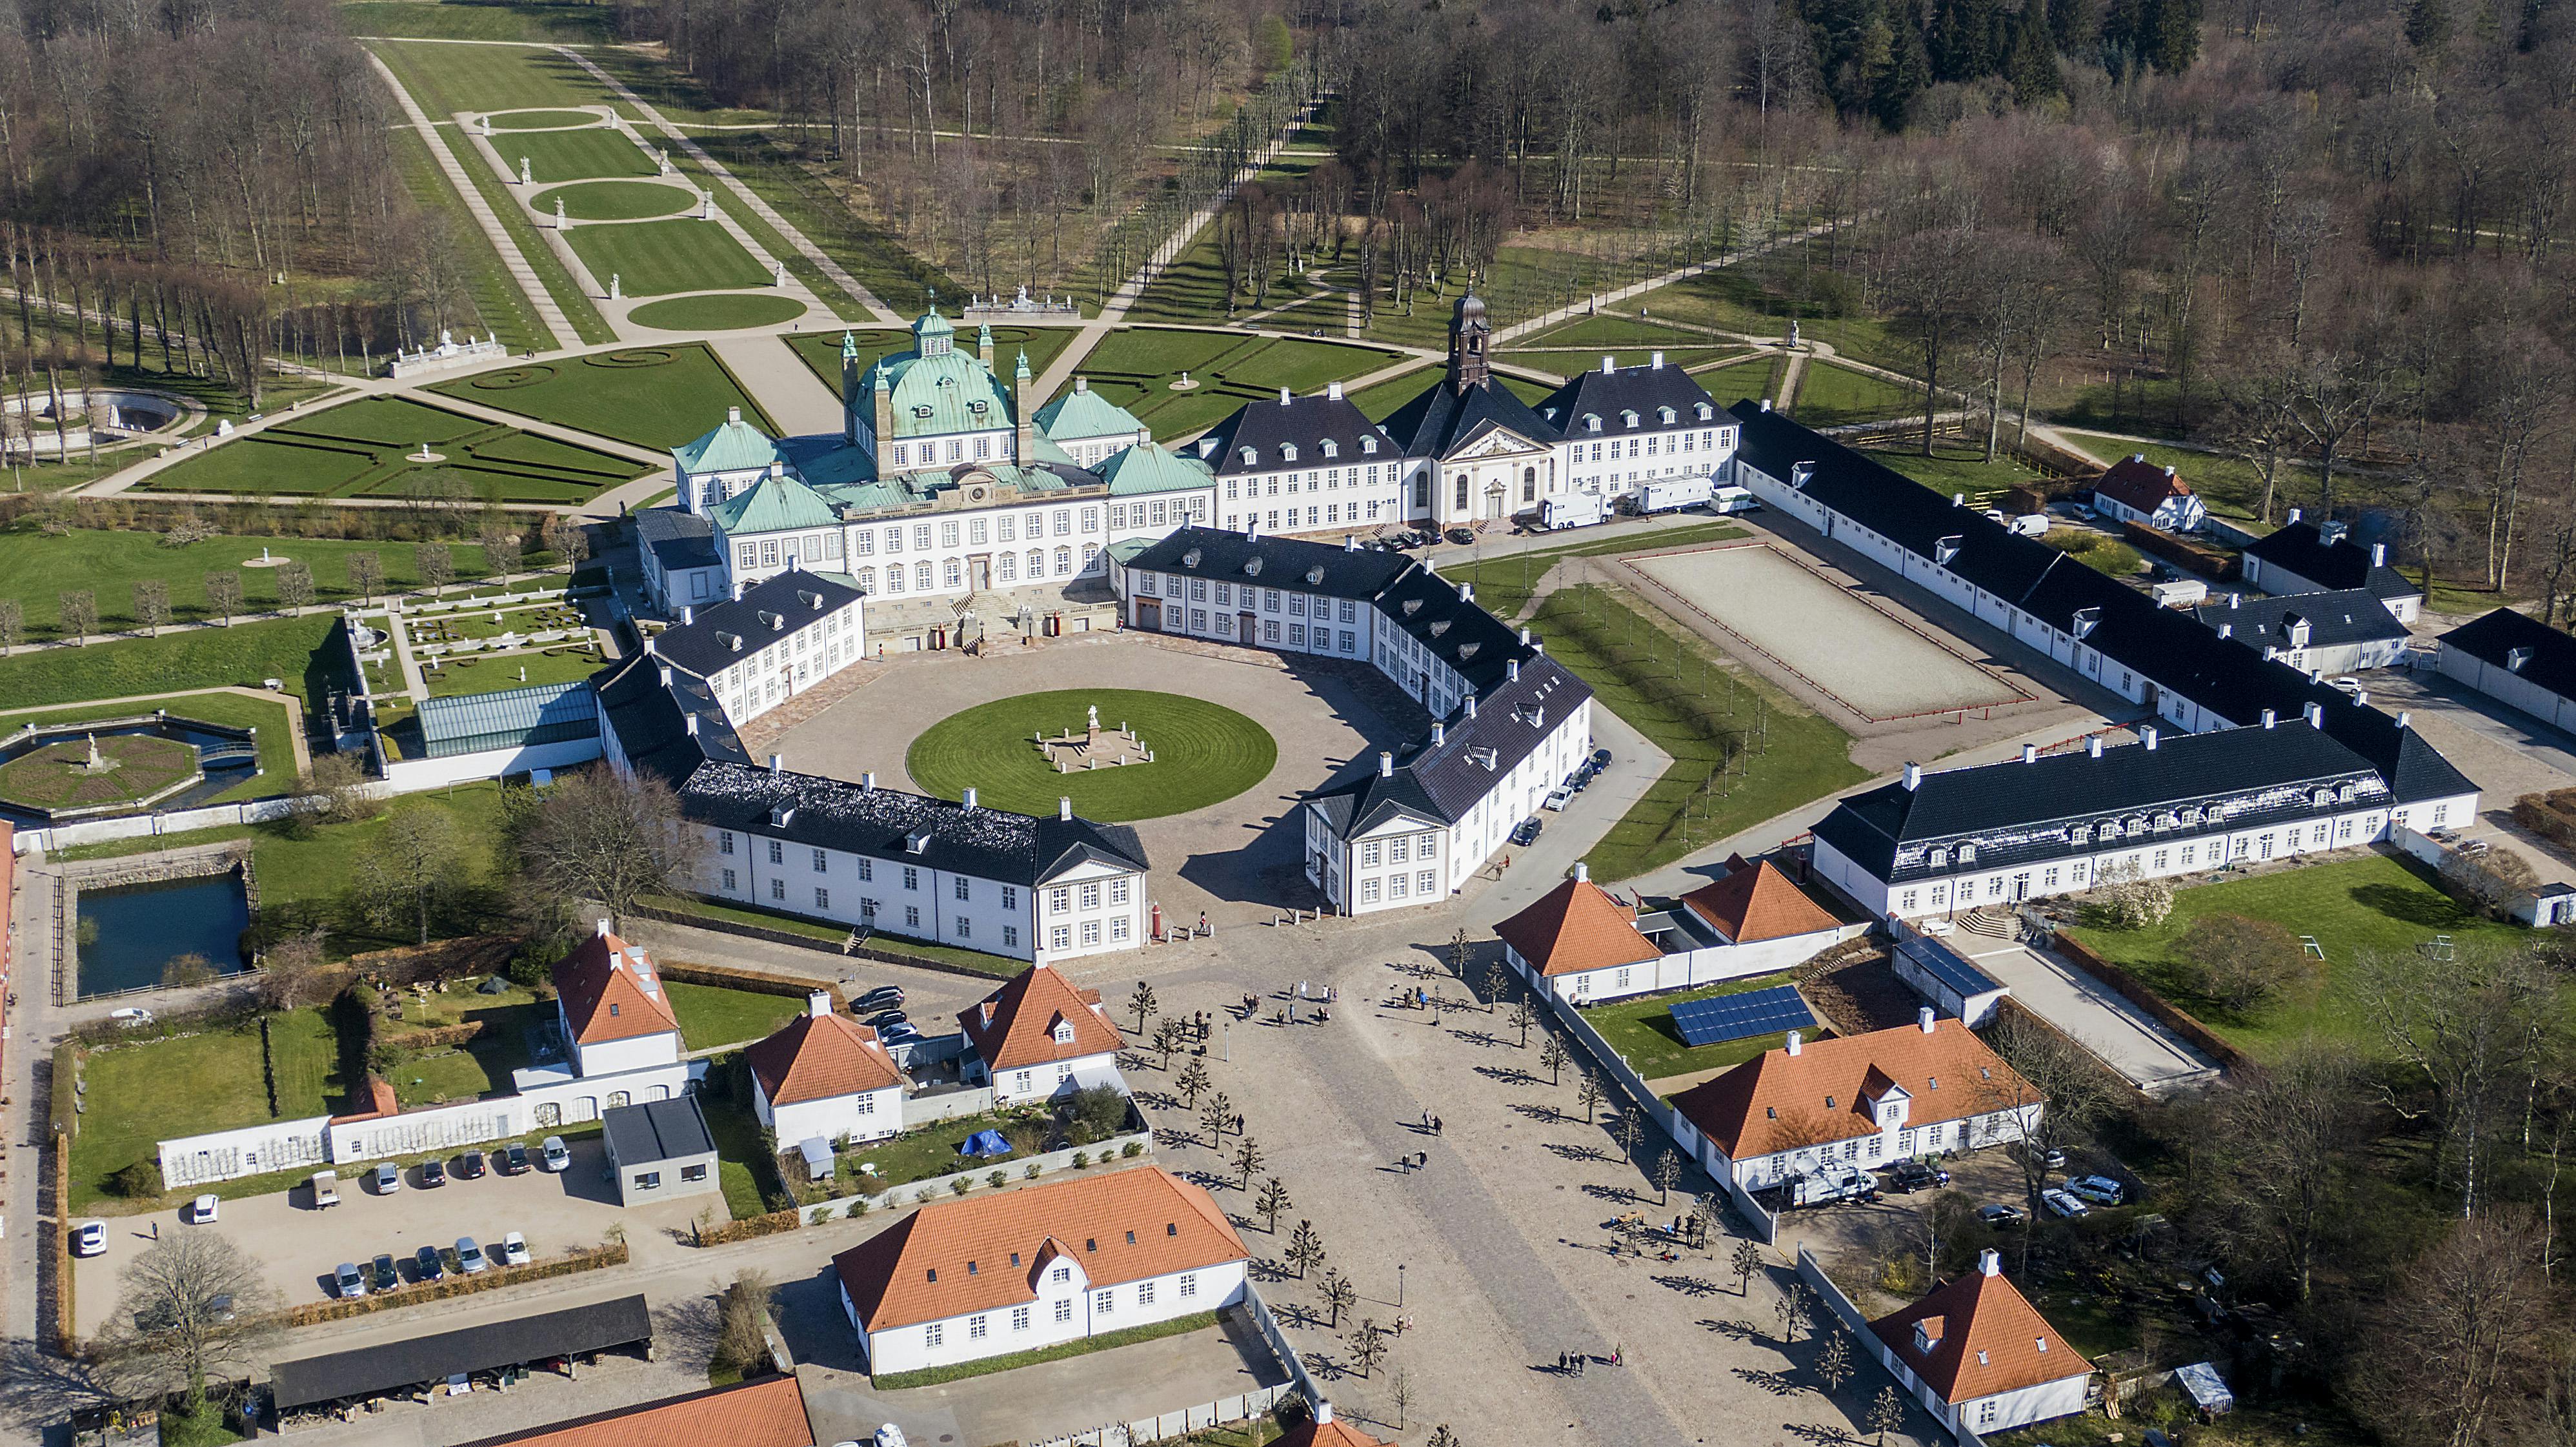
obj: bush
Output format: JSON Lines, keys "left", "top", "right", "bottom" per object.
{"left": 1122, "top": 1140, "right": 1145, "bottom": 1159}
{"left": 505, "top": 935, "right": 568, "bottom": 988}
{"left": 2089, "top": 860, "right": 2174, "bottom": 929}
{"left": 949, "top": 1177, "right": 972, "bottom": 1195}
{"left": 1065, "top": 1084, "right": 1129, "bottom": 1144}
{"left": 109, "top": 1159, "right": 165, "bottom": 1199}
{"left": 987, "top": 1169, "right": 1008, "bottom": 1188}
{"left": 1071, "top": 1151, "right": 1090, "bottom": 1169}
{"left": 2439, "top": 847, "right": 2539, "bottom": 918}
{"left": 2174, "top": 913, "right": 2311, "bottom": 1011}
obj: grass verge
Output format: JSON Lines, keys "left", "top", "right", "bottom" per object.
{"left": 1576, "top": 971, "right": 1804, "bottom": 1082}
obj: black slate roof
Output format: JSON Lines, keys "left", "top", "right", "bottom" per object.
{"left": 1123, "top": 525, "right": 1413, "bottom": 601}
{"left": 2193, "top": 589, "right": 2409, "bottom": 652}
{"left": 1376, "top": 563, "right": 1536, "bottom": 693}
{"left": 1193, "top": 390, "right": 1394, "bottom": 476}
{"left": 2244, "top": 520, "right": 2421, "bottom": 600}
{"left": 1538, "top": 358, "right": 1722, "bottom": 436}
{"left": 592, "top": 653, "right": 749, "bottom": 791}
{"left": 271, "top": 1295, "right": 654, "bottom": 1412}
{"left": 603, "top": 1095, "right": 715, "bottom": 1165}
{"left": 677, "top": 762, "right": 1148, "bottom": 887}
{"left": 650, "top": 566, "right": 865, "bottom": 678}
{"left": 636, "top": 506, "right": 720, "bottom": 574}
{"left": 2440, "top": 607, "right": 2576, "bottom": 700}
{"left": 1378, "top": 370, "right": 1562, "bottom": 460}
{"left": 1307, "top": 654, "right": 1593, "bottom": 836}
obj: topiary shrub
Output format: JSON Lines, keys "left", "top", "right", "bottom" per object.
{"left": 1071, "top": 1150, "right": 1091, "bottom": 1169}
{"left": 110, "top": 1159, "right": 165, "bottom": 1199}
{"left": 1122, "top": 1140, "right": 1145, "bottom": 1159}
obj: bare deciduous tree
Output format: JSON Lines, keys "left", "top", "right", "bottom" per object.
{"left": 97, "top": 1233, "right": 276, "bottom": 1413}
{"left": 508, "top": 766, "right": 690, "bottom": 933}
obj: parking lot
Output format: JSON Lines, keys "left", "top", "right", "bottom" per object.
{"left": 72, "top": 1136, "right": 706, "bottom": 1335}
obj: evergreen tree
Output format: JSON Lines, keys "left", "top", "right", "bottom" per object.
{"left": 2406, "top": 0, "right": 2450, "bottom": 48}
{"left": 2047, "top": 0, "right": 2097, "bottom": 54}
{"left": 1931, "top": 0, "right": 2000, "bottom": 82}
{"left": 1873, "top": 14, "right": 1933, "bottom": 128}
{"left": 2008, "top": 5, "right": 2064, "bottom": 102}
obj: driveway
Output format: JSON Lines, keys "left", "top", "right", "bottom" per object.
{"left": 2362, "top": 671, "right": 2576, "bottom": 887}
{"left": 1957, "top": 940, "right": 2217, "bottom": 1096}
{"left": 71, "top": 1137, "right": 705, "bottom": 1334}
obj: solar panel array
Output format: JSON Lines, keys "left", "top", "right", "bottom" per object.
{"left": 1669, "top": 985, "right": 1816, "bottom": 1047}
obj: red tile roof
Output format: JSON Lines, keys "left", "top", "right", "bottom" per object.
{"left": 1275, "top": 1411, "right": 1394, "bottom": 1447}
{"left": 1493, "top": 875, "right": 1660, "bottom": 976}
{"left": 1680, "top": 860, "right": 1842, "bottom": 944}
{"left": 456, "top": 1376, "right": 812, "bottom": 1447}
{"left": 1871, "top": 1257, "right": 2093, "bottom": 1404}
{"left": 2095, "top": 456, "right": 2192, "bottom": 514}
{"left": 747, "top": 1010, "right": 905, "bottom": 1107}
{"left": 552, "top": 929, "right": 682, "bottom": 1045}
{"left": 958, "top": 965, "right": 1123, "bottom": 1073}
{"left": 832, "top": 1167, "right": 1246, "bottom": 1331}
{"left": 1670, "top": 1018, "right": 2035, "bottom": 1161}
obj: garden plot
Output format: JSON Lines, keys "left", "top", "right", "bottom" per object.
{"left": 1626, "top": 543, "right": 2026, "bottom": 722}
{"left": 143, "top": 396, "right": 646, "bottom": 503}
{"left": 497, "top": 125, "right": 657, "bottom": 183}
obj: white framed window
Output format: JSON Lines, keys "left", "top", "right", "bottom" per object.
{"left": 1056, "top": 1297, "right": 1073, "bottom": 1322}
{"left": 925, "top": 1323, "right": 943, "bottom": 1348}
{"left": 1012, "top": 1306, "right": 1031, "bottom": 1331}
{"left": 969, "top": 1315, "right": 988, "bottom": 1340}
{"left": 1095, "top": 1290, "right": 1114, "bottom": 1315}
{"left": 1178, "top": 1272, "right": 1196, "bottom": 1297}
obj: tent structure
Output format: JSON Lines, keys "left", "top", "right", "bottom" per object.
{"left": 2174, "top": 1361, "right": 2234, "bottom": 1415}
{"left": 956, "top": 1129, "right": 1013, "bottom": 1158}
{"left": 798, "top": 1137, "right": 834, "bottom": 1176}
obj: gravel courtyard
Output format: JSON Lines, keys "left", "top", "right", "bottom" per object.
{"left": 1627, "top": 543, "right": 2027, "bottom": 721}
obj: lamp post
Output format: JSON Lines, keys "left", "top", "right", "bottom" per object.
{"left": 1397, "top": 1262, "right": 1405, "bottom": 1309}
{"left": 1222, "top": 1023, "right": 1231, "bottom": 1062}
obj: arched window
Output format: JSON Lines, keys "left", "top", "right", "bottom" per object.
{"left": 943, "top": 558, "right": 963, "bottom": 589}
{"left": 1522, "top": 466, "right": 1536, "bottom": 503}
{"left": 1453, "top": 473, "right": 1469, "bottom": 511}
{"left": 1027, "top": 548, "right": 1043, "bottom": 576}
{"left": 856, "top": 566, "right": 877, "bottom": 592}
{"left": 883, "top": 565, "right": 905, "bottom": 594}
{"left": 914, "top": 561, "right": 934, "bottom": 590}
{"left": 999, "top": 553, "right": 1018, "bottom": 582}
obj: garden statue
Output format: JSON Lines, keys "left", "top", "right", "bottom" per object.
{"left": 609, "top": 274, "right": 622, "bottom": 301}
{"left": 520, "top": 157, "right": 532, "bottom": 185}
{"left": 554, "top": 197, "right": 566, "bottom": 228}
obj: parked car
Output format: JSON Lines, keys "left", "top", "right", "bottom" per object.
{"left": 880, "top": 1022, "right": 923, "bottom": 1046}
{"left": 1445, "top": 526, "right": 1476, "bottom": 545}
{"left": 1591, "top": 748, "right": 1613, "bottom": 772}
{"left": 412, "top": 1245, "right": 445, "bottom": 1283}
{"left": 370, "top": 1254, "right": 399, "bottom": 1293}
{"left": 1509, "top": 816, "right": 1543, "bottom": 847}
{"left": 109, "top": 1007, "right": 155, "bottom": 1027}
{"left": 501, "top": 1142, "right": 530, "bottom": 1175}
{"left": 372, "top": 1161, "right": 401, "bottom": 1195}
{"left": 456, "top": 1150, "right": 485, "bottom": 1181}
{"left": 1977, "top": 1203, "right": 2025, "bottom": 1228}
{"left": 1885, "top": 1160, "right": 1943, "bottom": 1194}
{"left": 2066, "top": 1174, "right": 2127, "bottom": 1206}
{"left": 310, "top": 1169, "right": 340, "bottom": 1208}
{"left": 866, "top": 1009, "right": 909, "bottom": 1030}
{"left": 541, "top": 1136, "right": 570, "bottom": 1172}
{"left": 188, "top": 1194, "right": 220, "bottom": 1224}
{"left": 2014, "top": 1142, "right": 2068, "bottom": 1172}
{"left": 454, "top": 1237, "right": 490, "bottom": 1275}
{"left": 2040, "top": 1188, "right": 2089, "bottom": 1219}
{"left": 332, "top": 1262, "right": 367, "bottom": 1300}
{"left": 1542, "top": 786, "right": 1574, "bottom": 812}
{"left": 419, "top": 1158, "right": 448, "bottom": 1188}
{"left": 71, "top": 1221, "right": 107, "bottom": 1258}
{"left": 499, "top": 1231, "right": 530, "bottom": 1268}
{"left": 853, "top": 986, "right": 906, "bottom": 1013}
{"left": 138, "top": 1294, "right": 234, "bottom": 1331}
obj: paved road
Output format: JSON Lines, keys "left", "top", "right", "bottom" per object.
{"left": 710, "top": 334, "right": 846, "bottom": 436}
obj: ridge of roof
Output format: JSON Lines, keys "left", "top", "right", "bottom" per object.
{"left": 1870, "top": 1264, "right": 2094, "bottom": 1404}
{"left": 1680, "top": 860, "right": 1842, "bottom": 944}
{"left": 960, "top": 966, "right": 1125, "bottom": 1073}
{"left": 1493, "top": 875, "right": 1660, "bottom": 976}
{"left": 747, "top": 1010, "right": 905, "bottom": 1107}
{"left": 552, "top": 930, "right": 681, "bottom": 1046}
{"left": 1670, "top": 1018, "right": 2030, "bottom": 1162}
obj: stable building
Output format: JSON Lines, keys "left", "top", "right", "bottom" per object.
{"left": 959, "top": 964, "right": 1126, "bottom": 1104}
{"left": 1870, "top": 1250, "right": 2094, "bottom": 1435}
{"left": 747, "top": 992, "right": 909, "bottom": 1148}
{"left": 831, "top": 1167, "right": 1248, "bottom": 1375}
{"left": 1669, "top": 1015, "right": 2041, "bottom": 1195}
{"left": 647, "top": 567, "right": 867, "bottom": 727}
{"left": 2437, "top": 607, "right": 2576, "bottom": 734}
{"left": 2239, "top": 512, "right": 2423, "bottom": 623}
{"left": 2088, "top": 454, "right": 2205, "bottom": 534}
{"left": 2191, "top": 589, "right": 2410, "bottom": 677}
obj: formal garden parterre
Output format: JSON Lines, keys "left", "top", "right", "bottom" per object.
{"left": 142, "top": 396, "right": 648, "bottom": 503}
{"left": 432, "top": 344, "right": 775, "bottom": 450}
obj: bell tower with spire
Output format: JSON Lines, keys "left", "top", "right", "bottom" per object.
{"left": 1449, "top": 292, "right": 1491, "bottom": 395}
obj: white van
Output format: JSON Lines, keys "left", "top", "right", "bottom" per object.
{"left": 1542, "top": 492, "right": 1605, "bottom": 531}
{"left": 1638, "top": 476, "right": 1716, "bottom": 514}
{"left": 310, "top": 1170, "right": 339, "bottom": 1209}
{"left": 1709, "top": 485, "right": 1760, "bottom": 515}
{"left": 1789, "top": 1162, "right": 1879, "bottom": 1207}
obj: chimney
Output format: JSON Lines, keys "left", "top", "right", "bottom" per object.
{"left": 732, "top": 579, "right": 747, "bottom": 602}
{"left": 1059, "top": 796, "right": 1073, "bottom": 820}
{"left": 2304, "top": 701, "right": 2324, "bottom": 728}
{"left": 1075, "top": 376, "right": 1089, "bottom": 393}
{"left": 861, "top": 771, "right": 877, "bottom": 792}
{"left": 2397, "top": 711, "right": 2411, "bottom": 730}
{"left": 643, "top": 636, "right": 658, "bottom": 656}
{"left": 684, "top": 713, "right": 699, "bottom": 737}
{"left": 1345, "top": 534, "right": 1359, "bottom": 551}
{"left": 1327, "top": 380, "right": 1343, "bottom": 400}
{"left": 1432, "top": 723, "right": 1447, "bottom": 746}
{"left": 2142, "top": 725, "right": 2159, "bottom": 751}
{"left": 963, "top": 786, "right": 978, "bottom": 810}
{"left": 1902, "top": 762, "right": 1922, "bottom": 791}
{"left": 596, "top": 918, "right": 612, "bottom": 938}
{"left": 2218, "top": 623, "right": 2232, "bottom": 640}
{"left": 2262, "top": 709, "right": 2278, "bottom": 729}
{"left": 1952, "top": 492, "right": 1966, "bottom": 508}
{"left": 1980, "top": 1248, "right": 2002, "bottom": 1276}
{"left": 807, "top": 990, "right": 832, "bottom": 1018}
{"left": 1315, "top": 1403, "right": 1334, "bottom": 1426}
{"left": 1464, "top": 695, "right": 1478, "bottom": 719}
{"left": 2021, "top": 744, "right": 2037, "bottom": 764}
{"left": 1508, "top": 660, "right": 1522, "bottom": 682}
{"left": 1520, "top": 627, "right": 1533, "bottom": 645}
{"left": 1784, "top": 1030, "right": 1803, "bottom": 1056}
{"left": 1601, "top": 355, "right": 1615, "bottom": 375}
{"left": 2287, "top": 507, "right": 2303, "bottom": 525}
{"left": 1574, "top": 861, "right": 1589, "bottom": 883}
{"left": 768, "top": 753, "right": 784, "bottom": 772}
{"left": 1651, "top": 350, "right": 1665, "bottom": 369}
{"left": 2371, "top": 542, "right": 2387, "bottom": 567}
{"left": 658, "top": 664, "right": 672, "bottom": 687}
{"left": 1378, "top": 751, "right": 1394, "bottom": 778}
{"left": 1460, "top": 583, "right": 1475, "bottom": 601}
{"left": 1279, "top": 387, "right": 1293, "bottom": 405}
{"left": 2229, "top": 592, "right": 2240, "bottom": 609}
{"left": 1920, "top": 1006, "right": 1937, "bottom": 1035}
{"left": 1760, "top": 398, "right": 1773, "bottom": 412}
{"left": 2088, "top": 736, "right": 2104, "bottom": 758}
{"left": 680, "top": 605, "right": 696, "bottom": 625}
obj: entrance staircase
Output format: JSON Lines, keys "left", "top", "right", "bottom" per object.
{"left": 1956, "top": 906, "right": 2019, "bottom": 942}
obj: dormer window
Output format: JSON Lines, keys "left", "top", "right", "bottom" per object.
{"left": 1280, "top": 443, "right": 1298, "bottom": 462}
{"left": 1320, "top": 440, "right": 1338, "bottom": 458}
{"left": 912, "top": 405, "right": 934, "bottom": 418}
{"left": 1305, "top": 565, "right": 1326, "bottom": 585}
{"left": 1239, "top": 446, "right": 1257, "bottom": 466}
{"left": 968, "top": 400, "right": 987, "bottom": 414}
{"left": 609, "top": 1003, "right": 619, "bottom": 1017}
{"left": 1052, "top": 1020, "right": 1075, "bottom": 1044}
{"left": 1360, "top": 437, "right": 1378, "bottom": 454}
{"left": 967, "top": 1260, "right": 979, "bottom": 1275}
{"left": 1620, "top": 410, "right": 1639, "bottom": 427}
{"left": 1696, "top": 402, "right": 1714, "bottom": 420}
{"left": 1658, "top": 406, "right": 1676, "bottom": 424}
{"left": 1584, "top": 414, "right": 1602, "bottom": 433}
{"left": 1125, "top": 1231, "right": 1136, "bottom": 1244}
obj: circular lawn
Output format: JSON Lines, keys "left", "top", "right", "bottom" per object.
{"left": 531, "top": 181, "right": 699, "bottom": 221}
{"left": 627, "top": 294, "right": 807, "bottom": 331}
{"left": 0, "top": 735, "right": 199, "bottom": 812}
{"left": 487, "top": 109, "right": 603, "bottom": 130}
{"left": 906, "top": 689, "right": 1276, "bottom": 823}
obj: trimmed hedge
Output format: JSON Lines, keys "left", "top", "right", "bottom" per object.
{"left": 694, "top": 1209, "right": 801, "bottom": 1247}
{"left": 49, "top": 1133, "right": 75, "bottom": 1351}
{"left": 2513, "top": 789, "right": 2576, "bottom": 851}
{"left": 653, "top": 957, "right": 847, "bottom": 1009}
{"left": 282, "top": 1240, "right": 628, "bottom": 1326}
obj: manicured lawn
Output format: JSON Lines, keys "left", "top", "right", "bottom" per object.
{"left": 628, "top": 292, "right": 807, "bottom": 330}
{"left": 434, "top": 345, "right": 775, "bottom": 450}
{"left": 343, "top": 5, "right": 614, "bottom": 46}
{"left": 2060, "top": 852, "right": 2530, "bottom": 1063}
{"left": 665, "top": 981, "right": 805, "bottom": 1051}
{"left": 370, "top": 39, "right": 609, "bottom": 116}
{"left": 389, "top": 118, "right": 550, "bottom": 351}
{"left": 384, "top": 995, "right": 547, "bottom": 1108}
{"left": 1695, "top": 357, "right": 1782, "bottom": 408}
{"left": 564, "top": 218, "right": 769, "bottom": 297}
{"left": 503, "top": 126, "right": 656, "bottom": 184}
{"left": 1520, "top": 314, "right": 1724, "bottom": 350}
{"left": 144, "top": 396, "right": 645, "bottom": 503}
{"left": 66, "top": 1008, "right": 344, "bottom": 1212}
{"left": 830, "top": 1108, "right": 1049, "bottom": 1193}
{"left": 0, "top": 523, "right": 458, "bottom": 640}
{"left": 2041, "top": 527, "right": 2146, "bottom": 578}
{"left": 0, "top": 734, "right": 197, "bottom": 810}
{"left": 1062, "top": 329, "right": 1411, "bottom": 438}
{"left": 905, "top": 688, "right": 1276, "bottom": 822}
{"left": 489, "top": 108, "right": 607, "bottom": 131}
{"left": 1578, "top": 971, "right": 1806, "bottom": 1082}
{"left": 642, "top": 892, "right": 1031, "bottom": 976}
{"left": 531, "top": 180, "right": 697, "bottom": 221}
{"left": 1449, "top": 520, "right": 1750, "bottom": 620}
{"left": 1, "top": 693, "right": 299, "bottom": 804}
{"left": 1787, "top": 362, "right": 1917, "bottom": 427}
{"left": 696, "top": 1060, "right": 786, "bottom": 1217}
{"left": 871, "top": 1310, "right": 1220, "bottom": 1390}
{"left": 1500, "top": 584, "right": 1866, "bottom": 882}
{"left": 420, "top": 645, "right": 605, "bottom": 697}
{"left": 682, "top": 129, "right": 958, "bottom": 312}
{"left": 1500, "top": 345, "right": 1744, "bottom": 374}
{"left": 0, "top": 614, "right": 345, "bottom": 712}
{"left": 1865, "top": 444, "right": 2047, "bottom": 501}
{"left": 1347, "top": 364, "right": 1444, "bottom": 421}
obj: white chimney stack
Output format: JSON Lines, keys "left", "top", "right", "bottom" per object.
{"left": 2021, "top": 744, "right": 2037, "bottom": 764}
{"left": 1327, "top": 381, "right": 1343, "bottom": 400}
{"left": 1784, "top": 1031, "right": 1803, "bottom": 1056}
{"left": 807, "top": 990, "right": 833, "bottom": 1018}
{"left": 658, "top": 665, "right": 672, "bottom": 687}
{"left": 2371, "top": 543, "right": 2386, "bottom": 567}
{"left": 1378, "top": 751, "right": 1394, "bottom": 778}
{"left": 1574, "top": 861, "right": 1589, "bottom": 882}
{"left": 1980, "top": 1248, "right": 2001, "bottom": 1276}
{"left": 1059, "top": 796, "right": 1073, "bottom": 820}
{"left": 861, "top": 771, "right": 876, "bottom": 791}
{"left": 1651, "top": 350, "right": 1665, "bottom": 369}
{"left": 1315, "top": 1403, "right": 1334, "bottom": 1426}
{"left": 2088, "top": 736, "right": 2104, "bottom": 758}
{"left": 1279, "top": 387, "right": 1293, "bottom": 405}
{"left": 769, "top": 753, "right": 784, "bottom": 772}
{"left": 963, "top": 786, "right": 978, "bottom": 810}
{"left": 2305, "top": 701, "right": 2324, "bottom": 728}
{"left": 2397, "top": 711, "right": 2411, "bottom": 730}
{"left": 2142, "top": 725, "right": 2159, "bottom": 751}
{"left": 727, "top": 405, "right": 741, "bottom": 424}
{"left": 596, "top": 918, "right": 612, "bottom": 937}
{"left": 684, "top": 713, "right": 699, "bottom": 737}
{"left": 1431, "top": 723, "right": 1446, "bottom": 747}
{"left": 1902, "top": 762, "right": 1922, "bottom": 791}
{"left": 2288, "top": 507, "right": 2304, "bottom": 524}
{"left": 2262, "top": 709, "right": 2278, "bottom": 729}
{"left": 1601, "top": 355, "right": 1615, "bottom": 374}
{"left": 1919, "top": 1006, "right": 1937, "bottom": 1034}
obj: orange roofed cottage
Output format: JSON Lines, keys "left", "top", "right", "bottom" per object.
{"left": 1496, "top": 860, "right": 1860, "bottom": 1003}
{"left": 551, "top": 920, "right": 684, "bottom": 1078}
{"left": 455, "top": 1375, "right": 814, "bottom": 1447}
{"left": 832, "top": 1166, "right": 1249, "bottom": 1374}
{"left": 747, "top": 990, "right": 909, "bottom": 1148}
{"left": 1869, "top": 1248, "right": 2095, "bottom": 1434}
{"left": 1670, "top": 1015, "right": 2042, "bottom": 1195}
{"left": 958, "top": 963, "right": 1127, "bottom": 1104}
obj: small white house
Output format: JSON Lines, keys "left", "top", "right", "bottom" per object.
{"left": 2089, "top": 455, "right": 2206, "bottom": 534}
{"left": 832, "top": 1166, "right": 1248, "bottom": 1375}
{"left": 1869, "top": 1249, "right": 2095, "bottom": 1436}
{"left": 958, "top": 965, "right": 1127, "bottom": 1104}
{"left": 551, "top": 924, "right": 683, "bottom": 1078}
{"left": 746, "top": 992, "right": 908, "bottom": 1148}
{"left": 1495, "top": 860, "right": 1860, "bottom": 1004}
